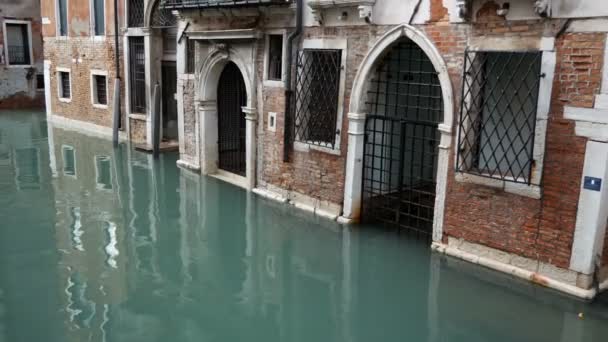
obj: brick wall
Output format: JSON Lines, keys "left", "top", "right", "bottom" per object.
{"left": 181, "top": 78, "right": 197, "bottom": 163}
{"left": 44, "top": 37, "right": 125, "bottom": 128}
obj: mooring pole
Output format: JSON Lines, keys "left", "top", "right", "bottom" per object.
{"left": 152, "top": 83, "right": 161, "bottom": 158}
{"left": 112, "top": 79, "right": 121, "bottom": 146}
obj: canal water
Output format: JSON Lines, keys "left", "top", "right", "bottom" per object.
{"left": 1, "top": 110, "right": 607, "bottom": 342}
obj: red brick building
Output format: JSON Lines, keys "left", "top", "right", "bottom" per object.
{"left": 41, "top": 0, "right": 608, "bottom": 298}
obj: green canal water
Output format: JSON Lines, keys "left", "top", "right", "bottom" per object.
{"left": 1, "top": 110, "right": 608, "bottom": 342}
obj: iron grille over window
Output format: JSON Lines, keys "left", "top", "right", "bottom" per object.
{"left": 94, "top": 75, "right": 107, "bottom": 105}
{"left": 129, "top": 37, "right": 146, "bottom": 113}
{"left": 128, "top": 0, "right": 145, "bottom": 27}
{"left": 267, "top": 35, "right": 283, "bottom": 80}
{"left": 456, "top": 50, "right": 542, "bottom": 184}
{"left": 59, "top": 72, "right": 71, "bottom": 99}
{"left": 151, "top": 0, "right": 177, "bottom": 28}
{"left": 6, "top": 24, "right": 31, "bottom": 65}
{"left": 186, "top": 39, "right": 195, "bottom": 74}
{"left": 294, "top": 49, "right": 342, "bottom": 149}
{"left": 58, "top": 0, "right": 68, "bottom": 35}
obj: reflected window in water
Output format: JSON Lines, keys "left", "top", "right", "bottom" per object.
{"left": 62, "top": 145, "right": 76, "bottom": 177}
{"left": 95, "top": 155, "right": 112, "bottom": 190}
{"left": 14, "top": 147, "right": 40, "bottom": 190}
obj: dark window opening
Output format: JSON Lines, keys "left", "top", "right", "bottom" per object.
{"left": 267, "top": 34, "right": 283, "bottom": 81}
{"left": 6, "top": 23, "right": 31, "bottom": 65}
{"left": 294, "top": 49, "right": 342, "bottom": 149}
{"left": 58, "top": 0, "right": 68, "bottom": 36}
{"left": 59, "top": 71, "right": 71, "bottom": 99}
{"left": 37, "top": 74, "right": 45, "bottom": 90}
{"left": 93, "top": 0, "right": 105, "bottom": 35}
{"left": 94, "top": 75, "right": 107, "bottom": 105}
{"left": 456, "top": 51, "right": 542, "bottom": 184}
{"left": 129, "top": 37, "right": 146, "bottom": 113}
{"left": 186, "top": 39, "right": 195, "bottom": 74}
{"left": 128, "top": 0, "right": 144, "bottom": 27}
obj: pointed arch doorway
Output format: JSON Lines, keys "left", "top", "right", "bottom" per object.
{"left": 217, "top": 62, "right": 247, "bottom": 177}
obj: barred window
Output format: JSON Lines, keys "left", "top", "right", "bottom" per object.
{"left": 5, "top": 23, "right": 31, "bottom": 65}
{"left": 456, "top": 51, "right": 542, "bottom": 184}
{"left": 294, "top": 49, "right": 342, "bottom": 149}
{"left": 186, "top": 39, "right": 195, "bottom": 74}
{"left": 92, "top": 74, "right": 108, "bottom": 106}
{"left": 36, "top": 74, "right": 45, "bottom": 91}
{"left": 267, "top": 34, "right": 283, "bottom": 81}
{"left": 128, "top": 0, "right": 144, "bottom": 27}
{"left": 58, "top": 71, "right": 71, "bottom": 99}
{"left": 129, "top": 37, "right": 146, "bottom": 113}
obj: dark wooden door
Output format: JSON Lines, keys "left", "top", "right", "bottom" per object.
{"left": 161, "top": 61, "right": 178, "bottom": 140}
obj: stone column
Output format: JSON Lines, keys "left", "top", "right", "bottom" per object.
{"left": 198, "top": 100, "right": 218, "bottom": 175}
{"left": 339, "top": 112, "right": 366, "bottom": 223}
{"left": 243, "top": 106, "right": 257, "bottom": 190}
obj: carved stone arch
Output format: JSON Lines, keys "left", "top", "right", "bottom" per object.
{"left": 341, "top": 24, "right": 454, "bottom": 242}
{"left": 144, "top": 0, "right": 177, "bottom": 28}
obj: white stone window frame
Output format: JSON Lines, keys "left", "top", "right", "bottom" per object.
{"left": 263, "top": 30, "right": 287, "bottom": 88}
{"left": 90, "top": 69, "right": 109, "bottom": 109}
{"left": 94, "top": 155, "right": 113, "bottom": 191}
{"left": 56, "top": 67, "right": 72, "bottom": 103}
{"left": 2, "top": 19, "right": 34, "bottom": 68}
{"left": 61, "top": 145, "right": 77, "bottom": 178}
{"left": 12, "top": 146, "right": 41, "bottom": 191}
{"left": 89, "top": 0, "right": 107, "bottom": 40}
{"left": 55, "top": 0, "right": 69, "bottom": 38}
{"left": 455, "top": 37, "right": 556, "bottom": 199}
{"left": 293, "top": 38, "right": 348, "bottom": 156}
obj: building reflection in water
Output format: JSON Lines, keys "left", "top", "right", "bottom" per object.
{"left": 0, "top": 112, "right": 608, "bottom": 342}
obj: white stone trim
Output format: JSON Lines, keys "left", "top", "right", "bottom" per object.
{"left": 2, "top": 19, "right": 35, "bottom": 68}
{"left": 188, "top": 29, "right": 262, "bottom": 41}
{"left": 296, "top": 38, "right": 348, "bottom": 155}
{"left": 253, "top": 184, "right": 342, "bottom": 220}
{"left": 93, "top": 155, "right": 112, "bottom": 191}
{"left": 48, "top": 114, "right": 128, "bottom": 141}
{"left": 432, "top": 240, "right": 599, "bottom": 300}
{"left": 340, "top": 24, "right": 454, "bottom": 244}
{"left": 263, "top": 30, "right": 288, "bottom": 88}
{"left": 56, "top": 67, "right": 72, "bottom": 102}
{"left": 90, "top": 69, "right": 109, "bottom": 109}
{"left": 61, "top": 144, "right": 77, "bottom": 178}
{"left": 44, "top": 60, "right": 53, "bottom": 117}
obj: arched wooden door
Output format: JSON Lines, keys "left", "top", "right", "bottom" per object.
{"left": 217, "top": 62, "right": 247, "bottom": 176}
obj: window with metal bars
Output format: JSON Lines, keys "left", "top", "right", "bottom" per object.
{"left": 129, "top": 37, "right": 146, "bottom": 113}
{"left": 5, "top": 23, "right": 31, "bottom": 65}
{"left": 57, "top": 0, "right": 68, "bottom": 36}
{"left": 58, "top": 71, "right": 71, "bottom": 99}
{"left": 37, "top": 74, "right": 45, "bottom": 91}
{"left": 267, "top": 34, "right": 283, "bottom": 81}
{"left": 456, "top": 50, "right": 542, "bottom": 184}
{"left": 128, "top": 0, "right": 145, "bottom": 27}
{"left": 186, "top": 39, "right": 195, "bottom": 74}
{"left": 93, "top": 74, "right": 108, "bottom": 105}
{"left": 294, "top": 49, "right": 342, "bottom": 149}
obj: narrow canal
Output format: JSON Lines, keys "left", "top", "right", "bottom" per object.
{"left": 1, "top": 110, "right": 607, "bottom": 342}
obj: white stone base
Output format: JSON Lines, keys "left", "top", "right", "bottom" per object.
{"left": 253, "top": 184, "right": 342, "bottom": 221}
{"left": 48, "top": 114, "right": 128, "bottom": 142}
{"left": 176, "top": 159, "right": 200, "bottom": 172}
{"left": 432, "top": 238, "right": 607, "bottom": 300}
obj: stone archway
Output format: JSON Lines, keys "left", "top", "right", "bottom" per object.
{"left": 340, "top": 24, "right": 454, "bottom": 242}
{"left": 195, "top": 46, "right": 257, "bottom": 189}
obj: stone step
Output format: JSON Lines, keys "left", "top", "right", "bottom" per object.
{"left": 595, "top": 94, "right": 608, "bottom": 109}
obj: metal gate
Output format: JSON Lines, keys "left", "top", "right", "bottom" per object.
{"left": 361, "top": 38, "right": 443, "bottom": 237}
{"left": 161, "top": 61, "right": 178, "bottom": 140}
{"left": 217, "top": 62, "right": 246, "bottom": 176}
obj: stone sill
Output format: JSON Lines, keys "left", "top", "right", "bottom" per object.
{"left": 454, "top": 172, "right": 541, "bottom": 199}
{"left": 308, "top": 0, "right": 375, "bottom": 9}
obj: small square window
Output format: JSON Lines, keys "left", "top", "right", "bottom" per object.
{"left": 92, "top": 74, "right": 108, "bottom": 106}
{"left": 58, "top": 71, "right": 71, "bottom": 99}
{"left": 267, "top": 35, "right": 283, "bottom": 81}
{"left": 5, "top": 23, "right": 31, "bottom": 65}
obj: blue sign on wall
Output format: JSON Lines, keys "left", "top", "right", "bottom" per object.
{"left": 584, "top": 176, "right": 602, "bottom": 192}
